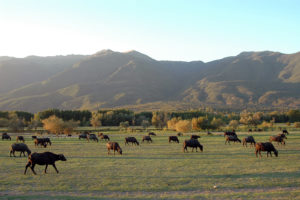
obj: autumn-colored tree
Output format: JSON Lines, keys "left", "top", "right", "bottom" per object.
{"left": 90, "top": 112, "right": 102, "bottom": 129}
{"left": 175, "top": 120, "right": 192, "bottom": 132}
{"left": 62, "top": 120, "right": 79, "bottom": 135}
{"left": 167, "top": 117, "right": 180, "bottom": 130}
{"left": 229, "top": 120, "right": 239, "bottom": 129}
{"left": 42, "top": 115, "right": 64, "bottom": 135}
{"left": 211, "top": 117, "right": 225, "bottom": 130}
{"left": 294, "top": 122, "right": 300, "bottom": 128}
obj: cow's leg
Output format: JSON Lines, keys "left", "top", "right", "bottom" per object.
{"left": 44, "top": 164, "right": 48, "bottom": 173}
{"left": 24, "top": 162, "right": 31, "bottom": 174}
{"left": 31, "top": 163, "right": 37, "bottom": 175}
{"left": 52, "top": 163, "right": 59, "bottom": 173}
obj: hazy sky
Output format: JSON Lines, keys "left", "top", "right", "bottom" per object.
{"left": 0, "top": 0, "right": 299, "bottom": 62}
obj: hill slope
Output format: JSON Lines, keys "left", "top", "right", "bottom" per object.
{"left": 0, "top": 50, "right": 299, "bottom": 112}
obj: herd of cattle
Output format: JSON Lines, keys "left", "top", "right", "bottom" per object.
{"left": 1, "top": 129, "right": 290, "bottom": 175}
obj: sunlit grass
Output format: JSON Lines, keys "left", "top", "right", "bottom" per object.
{"left": 0, "top": 131, "right": 300, "bottom": 199}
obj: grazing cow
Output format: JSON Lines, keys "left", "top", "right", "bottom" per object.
{"left": 89, "top": 134, "right": 99, "bottom": 142}
{"left": 169, "top": 136, "right": 179, "bottom": 143}
{"left": 248, "top": 129, "right": 252, "bottom": 132}
{"left": 225, "top": 135, "right": 241, "bottom": 144}
{"left": 183, "top": 139, "right": 203, "bottom": 153}
{"left": 100, "top": 135, "right": 110, "bottom": 141}
{"left": 67, "top": 134, "right": 72, "bottom": 137}
{"left": 10, "top": 143, "right": 31, "bottom": 157}
{"left": 2, "top": 133, "right": 11, "bottom": 140}
{"left": 207, "top": 131, "right": 212, "bottom": 135}
{"left": 125, "top": 137, "right": 139, "bottom": 145}
{"left": 98, "top": 132, "right": 103, "bottom": 137}
{"left": 142, "top": 136, "right": 152, "bottom": 143}
{"left": 32, "top": 136, "right": 37, "bottom": 140}
{"left": 191, "top": 135, "right": 200, "bottom": 140}
{"left": 177, "top": 132, "right": 183, "bottom": 136}
{"left": 106, "top": 142, "right": 122, "bottom": 155}
{"left": 79, "top": 133, "right": 89, "bottom": 141}
{"left": 255, "top": 142, "right": 278, "bottom": 157}
{"left": 16, "top": 136, "right": 25, "bottom": 143}
{"left": 282, "top": 129, "right": 289, "bottom": 135}
{"left": 242, "top": 136, "right": 256, "bottom": 147}
{"left": 148, "top": 132, "right": 156, "bottom": 136}
{"left": 257, "top": 128, "right": 262, "bottom": 132}
{"left": 24, "top": 152, "right": 67, "bottom": 175}
{"left": 34, "top": 138, "right": 49, "bottom": 148}
{"left": 269, "top": 134, "right": 286, "bottom": 145}
{"left": 224, "top": 131, "right": 237, "bottom": 137}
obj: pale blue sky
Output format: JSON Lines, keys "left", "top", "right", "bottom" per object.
{"left": 0, "top": 0, "right": 299, "bottom": 61}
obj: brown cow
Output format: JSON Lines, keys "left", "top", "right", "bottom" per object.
{"left": 106, "top": 142, "right": 122, "bottom": 155}
{"left": 242, "top": 136, "right": 256, "bottom": 147}
{"left": 255, "top": 142, "right": 278, "bottom": 157}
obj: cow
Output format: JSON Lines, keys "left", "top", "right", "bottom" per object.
{"left": 125, "top": 137, "right": 139, "bottom": 145}
{"left": 183, "top": 139, "right": 203, "bottom": 153}
{"left": 169, "top": 136, "right": 179, "bottom": 143}
{"left": 255, "top": 142, "right": 278, "bottom": 157}
{"left": 106, "top": 142, "right": 122, "bottom": 155}
{"left": 24, "top": 152, "right": 67, "bottom": 175}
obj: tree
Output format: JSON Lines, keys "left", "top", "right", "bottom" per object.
{"left": 8, "top": 112, "right": 25, "bottom": 132}
{"left": 167, "top": 118, "right": 180, "bottom": 130}
{"left": 141, "top": 120, "right": 150, "bottom": 130}
{"left": 175, "top": 120, "right": 192, "bottom": 132}
{"left": 152, "top": 112, "right": 169, "bottom": 129}
{"left": 0, "top": 118, "right": 9, "bottom": 127}
{"left": 229, "top": 120, "right": 239, "bottom": 129}
{"left": 42, "top": 115, "right": 64, "bottom": 135}
{"left": 120, "top": 121, "right": 130, "bottom": 131}
{"left": 90, "top": 112, "right": 102, "bottom": 129}
{"left": 294, "top": 122, "right": 300, "bottom": 128}
{"left": 211, "top": 117, "right": 225, "bottom": 130}
{"left": 62, "top": 120, "right": 79, "bottom": 135}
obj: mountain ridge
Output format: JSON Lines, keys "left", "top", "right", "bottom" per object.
{"left": 0, "top": 50, "right": 299, "bottom": 112}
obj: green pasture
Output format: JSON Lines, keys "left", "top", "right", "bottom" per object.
{"left": 0, "top": 131, "right": 300, "bottom": 199}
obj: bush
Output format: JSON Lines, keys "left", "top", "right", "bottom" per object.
{"left": 294, "top": 122, "right": 300, "bottom": 128}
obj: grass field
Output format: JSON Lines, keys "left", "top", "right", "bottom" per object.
{"left": 0, "top": 131, "right": 300, "bottom": 199}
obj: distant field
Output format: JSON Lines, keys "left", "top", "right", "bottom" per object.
{"left": 0, "top": 131, "right": 300, "bottom": 199}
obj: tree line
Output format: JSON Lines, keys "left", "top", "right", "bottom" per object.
{"left": 0, "top": 109, "right": 300, "bottom": 133}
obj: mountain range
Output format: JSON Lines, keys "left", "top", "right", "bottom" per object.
{"left": 0, "top": 50, "right": 299, "bottom": 112}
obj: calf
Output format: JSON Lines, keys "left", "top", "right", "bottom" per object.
{"left": 34, "top": 138, "right": 48, "bottom": 148}
{"left": 32, "top": 136, "right": 37, "bottom": 140}
{"left": 225, "top": 135, "right": 241, "bottom": 144}
{"left": 148, "top": 132, "right": 156, "bottom": 136}
{"left": 142, "top": 136, "right": 152, "bottom": 143}
{"left": 89, "top": 134, "right": 99, "bottom": 142}
{"left": 100, "top": 135, "right": 110, "bottom": 141}
{"left": 224, "top": 131, "right": 237, "bottom": 137}
{"left": 10, "top": 143, "right": 31, "bottom": 157}
{"left": 269, "top": 134, "right": 286, "bottom": 145}
{"left": 2, "top": 133, "right": 11, "bottom": 140}
{"left": 255, "top": 142, "right": 278, "bottom": 157}
{"left": 125, "top": 137, "right": 139, "bottom": 145}
{"left": 242, "top": 136, "right": 256, "bottom": 147}
{"left": 24, "top": 152, "right": 67, "bottom": 175}
{"left": 191, "top": 135, "right": 200, "bottom": 140}
{"left": 169, "top": 136, "right": 179, "bottom": 143}
{"left": 177, "top": 132, "right": 183, "bottom": 136}
{"left": 282, "top": 129, "right": 289, "bottom": 135}
{"left": 16, "top": 136, "right": 25, "bottom": 143}
{"left": 183, "top": 139, "right": 203, "bottom": 153}
{"left": 106, "top": 142, "right": 122, "bottom": 155}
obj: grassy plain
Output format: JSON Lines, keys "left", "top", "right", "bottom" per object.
{"left": 0, "top": 130, "right": 300, "bottom": 199}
